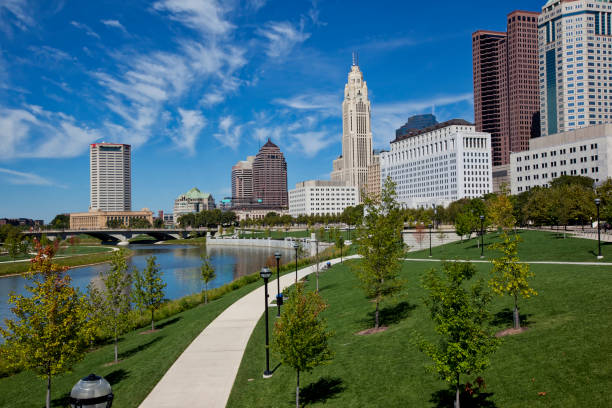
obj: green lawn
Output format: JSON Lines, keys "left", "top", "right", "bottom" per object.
{"left": 0, "top": 247, "right": 123, "bottom": 277}
{"left": 238, "top": 229, "right": 355, "bottom": 243}
{"left": 406, "top": 229, "right": 611, "bottom": 262}
{"left": 0, "top": 277, "right": 264, "bottom": 408}
{"left": 227, "top": 259, "right": 612, "bottom": 408}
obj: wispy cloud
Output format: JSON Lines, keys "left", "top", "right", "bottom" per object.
{"left": 288, "top": 131, "right": 334, "bottom": 157}
{"left": 0, "top": 106, "right": 100, "bottom": 159}
{"left": 171, "top": 108, "right": 206, "bottom": 154}
{"left": 256, "top": 21, "right": 310, "bottom": 58}
{"left": 246, "top": 0, "right": 267, "bottom": 11}
{"left": 273, "top": 93, "right": 340, "bottom": 113}
{"left": 152, "top": 0, "right": 234, "bottom": 36}
{"left": 70, "top": 21, "right": 100, "bottom": 39}
{"left": 28, "top": 45, "right": 74, "bottom": 63}
{"left": 213, "top": 116, "right": 243, "bottom": 149}
{"left": 101, "top": 19, "right": 128, "bottom": 34}
{"left": 0, "top": 168, "right": 60, "bottom": 187}
{"left": 0, "top": 0, "right": 34, "bottom": 34}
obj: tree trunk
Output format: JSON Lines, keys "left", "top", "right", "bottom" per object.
{"left": 205, "top": 283, "right": 208, "bottom": 304}
{"left": 455, "top": 374, "right": 460, "bottom": 408}
{"left": 114, "top": 334, "right": 118, "bottom": 362}
{"left": 151, "top": 309, "right": 155, "bottom": 331}
{"left": 514, "top": 295, "right": 520, "bottom": 330}
{"left": 296, "top": 369, "right": 300, "bottom": 408}
{"left": 375, "top": 301, "right": 380, "bottom": 329}
{"left": 46, "top": 373, "right": 51, "bottom": 408}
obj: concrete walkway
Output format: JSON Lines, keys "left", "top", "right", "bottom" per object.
{"left": 139, "top": 255, "right": 359, "bottom": 408}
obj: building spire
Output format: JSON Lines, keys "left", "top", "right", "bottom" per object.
{"left": 352, "top": 51, "right": 358, "bottom": 66}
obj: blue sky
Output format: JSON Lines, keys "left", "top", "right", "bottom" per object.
{"left": 0, "top": 0, "right": 543, "bottom": 222}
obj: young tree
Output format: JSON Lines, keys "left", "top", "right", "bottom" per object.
{"left": 19, "top": 237, "right": 31, "bottom": 257}
{"left": 486, "top": 188, "right": 516, "bottom": 231}
{"left": 5, "top": 230, "right": 20, "bottom": 260}
{"left": 355, "top": 177, "right": 406, "bottom": 329}
{"left": 489, "top": 232, "right": 537, "bottom": 329}
{"left": 454, "top": 211, "right": 473, "bottom": 241}
{"left": 418, "top": 262, "right": 499, "bottom": 408}
{"left": 273, "top": 283, "right": 333, "bottom": 408}
{"left": 90, "top": 249, "right": 133, "bottom": 363}
{"left": 200, "top": 254, "right": 216, "bottom": 304}
{"left": 414, "top": 223, "right": 426, "bottom": 248}
{"left": 0, "top": 244, "right": 94, "bottom": 408}
{"left": 335, "top": 234, "right": 345, "bottom": 263}
{"left": 133, "top": 256, "right": 167, "bottom": 330}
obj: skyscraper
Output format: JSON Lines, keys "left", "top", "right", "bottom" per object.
{"left": 331, "top": 53, "right": 373, "bottom": 198}
{"left": 395, "top": 114, "right": 439, "bottom": 139}
{"left": 253, "top": 139, "right": 288, "bottom": 209}
{"left": 473, "top": 10, "right": 540, "bottom": 166}
{"left": 90, "top": 143, "right": 131, "bottom": 211}
{"left": 539, "top": 0, "right": 612, "bottom": 137}
{"left": 231, "top": 156, "right": 255, "bottom": 207}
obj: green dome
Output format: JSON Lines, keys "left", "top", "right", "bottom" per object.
{"left": 181, "top": 188, "right": 211, "bottom": 200}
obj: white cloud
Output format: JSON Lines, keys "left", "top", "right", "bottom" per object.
{"left": 256, "top": 21, "right": 310, "bottom": 58}
{"left": 0, "top": 106, "right": 100, "bottom": 159}
{"left": 213, "top": 116, "right": 242, "bottom": 149}
{"left": 246, "top": 0, "right": 267, "bottom": 11}
{"left": 101, "top": 19, "right": 127, "bottom": 33}
{"left": 70, "top": 21, "right": 100, "bottom": 39}
{"left": 287, "top": 131, "right": 333, "bottom": 158}
{"left": 152, "top": 0, "right": 233, "bottom": 36}
{"left": 172, "top": 108, "right": 206, "bottom": 154}
{"left": 0, "top": 0, "right": 34, "bottom": 34}
{"left": 273, "top": 93, "right": 340, "bottom": 113}
{"left": 0, "top": 168, "right": 59, "bottom": 187}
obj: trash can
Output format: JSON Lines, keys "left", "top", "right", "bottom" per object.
{"left": 69, "top": 374, "right": 114, "bottom": 408}
{"left": 276, "top": 293, "right": 284, "bottom": 306}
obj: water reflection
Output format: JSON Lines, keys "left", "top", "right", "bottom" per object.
{"left": 0, "top": 244, "right": 295, "bottom": 329}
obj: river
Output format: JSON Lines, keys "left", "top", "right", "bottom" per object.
{"left": 0, "top": 244, "right": 295, "bottom": 329}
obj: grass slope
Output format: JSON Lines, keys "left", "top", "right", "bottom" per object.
{"left": 228, "top": 260, "right": 612, "bottom": 407}
{"left": 406, "top": 229, "right": 612, "bottom": 262}
{"left": 0, "top": 277, "right": 262, "bottom": 408}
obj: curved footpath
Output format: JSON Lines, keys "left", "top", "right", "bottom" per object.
{"left": 139, "top": 255, "right": 360, "bottom": 408}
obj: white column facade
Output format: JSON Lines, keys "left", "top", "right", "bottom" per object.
{"left": 90, "top": 143, "right": 131, "bottom": 212}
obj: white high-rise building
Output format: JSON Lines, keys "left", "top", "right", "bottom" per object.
{"left": 539, "top": 0, "right": 612, "bottom": 137}
{"left": 331, "top": 53, "right": 373, "bottom": 199}
{"left": 380, "top": 120, "right": 493, "bottom": 208}
{"left": 289, "top": 180, "right": 358, "bottom": 217}
{"left": 90, "top": 143, "right": 131, "bottom": 211}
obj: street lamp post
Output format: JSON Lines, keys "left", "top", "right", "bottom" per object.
{"left": 595, "top": 198, "right": 603, "bottom": 259}
{"left": 274, "top": 252, "right": 282, "bottom": 317}
{"left": 315, "top": 239, "right": 320, "bottom": 292}
{"left": 293, "top": 242, "right": 299, "bottom": 283}
{"left": 479, "top": 215, "right": 485, "bottom": 259}
{"left": 428, "top": 224, "right": 433, "bottom": 258}
{"left": 260, "top": 267, "right": 273, "bottom": 378}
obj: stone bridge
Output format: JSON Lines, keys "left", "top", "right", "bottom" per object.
{"left": 23, "top": 228, "right": 215, "bottom": 245}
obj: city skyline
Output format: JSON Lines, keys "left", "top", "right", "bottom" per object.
{"left": 0, "top": 0, "right": 542, "bottom": 221}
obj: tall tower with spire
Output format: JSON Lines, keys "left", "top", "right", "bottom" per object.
{"left": 331, "top": 53, "right": 373, "bottom": 200}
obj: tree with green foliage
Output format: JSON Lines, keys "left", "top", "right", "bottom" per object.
{"left": 49, "top": 213, "right": 70, "bottom": 229}
{"left": 454, "top": 211, "right": 474, "bottom": 241}
{"left": 153, "top": 218, "right": 164, "bottom": 228}
{"left": 335, "top": 233, "right": 345, "bottom": 263}
{"left": 417, "top": 262, "right": 499, "bottom": 408}
{"left": 200, "top": 254, "right": 216, "bottom": 304}
{"left": 89, "top": 249, "right": 133, "bottom": 362}
{"left": 133, "top": 256, "right": 167, "bottom": 331}
{"left": 0, "top": 244, "right": 94, "bottom": 408}
{"left": 490, "top": 232, "right": 537, "bottom": 330}
{"left": 486, "top": 188, "right": 516, "bottom": 231}
{"left": 19, "top": 237, "right": 30, "bottom": 257}
{"left": 129, "top": 217, "right": 152, "bottom": 228}
{"left": 5, "top": 230, "right": 21, "bottom": 260}
{"left": 273, "top": 283, "right": 333, "bottom": 408}
{"left": 355, "top": 177, "right": 406, "bottom": 329}
{"left": 106, "top": 218, "right": 123, "bottom": 228}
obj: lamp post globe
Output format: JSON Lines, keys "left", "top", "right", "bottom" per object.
{"left": 260, "top": 267, "right": 273, "bottom": 378}
{"left": 595, "top": 198, "right": 603, "bottom": 259}
{"left": 69, "top": 374, "right": 113, "bottom": 408}
{"left": 274, "top": 252, "right": 282, "bottom": 317}
{"left": 293, "top": 242, "right": 299, "bottom": 283}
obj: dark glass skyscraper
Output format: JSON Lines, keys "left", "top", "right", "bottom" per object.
{"left": 395, "top": 114, "right": 438, "bottom": 139}
{"left": 253, "top": 139, "right": 288, "bottom": 209}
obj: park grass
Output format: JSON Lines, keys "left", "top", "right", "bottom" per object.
{"left": 0, "top": 276, "right": 264, "bottom": 408}
{"left": 405, "top": 229, "right": 612, "bottom": 262}
{"left": 0, "top": 247, "right": 125, "bottom": 277}
{"left": 227, "top": 259, "right": 612, "bottom": 408}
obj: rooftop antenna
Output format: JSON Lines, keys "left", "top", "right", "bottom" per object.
{"left": 352, "top": 51, "right": 358, "bottom": 66}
